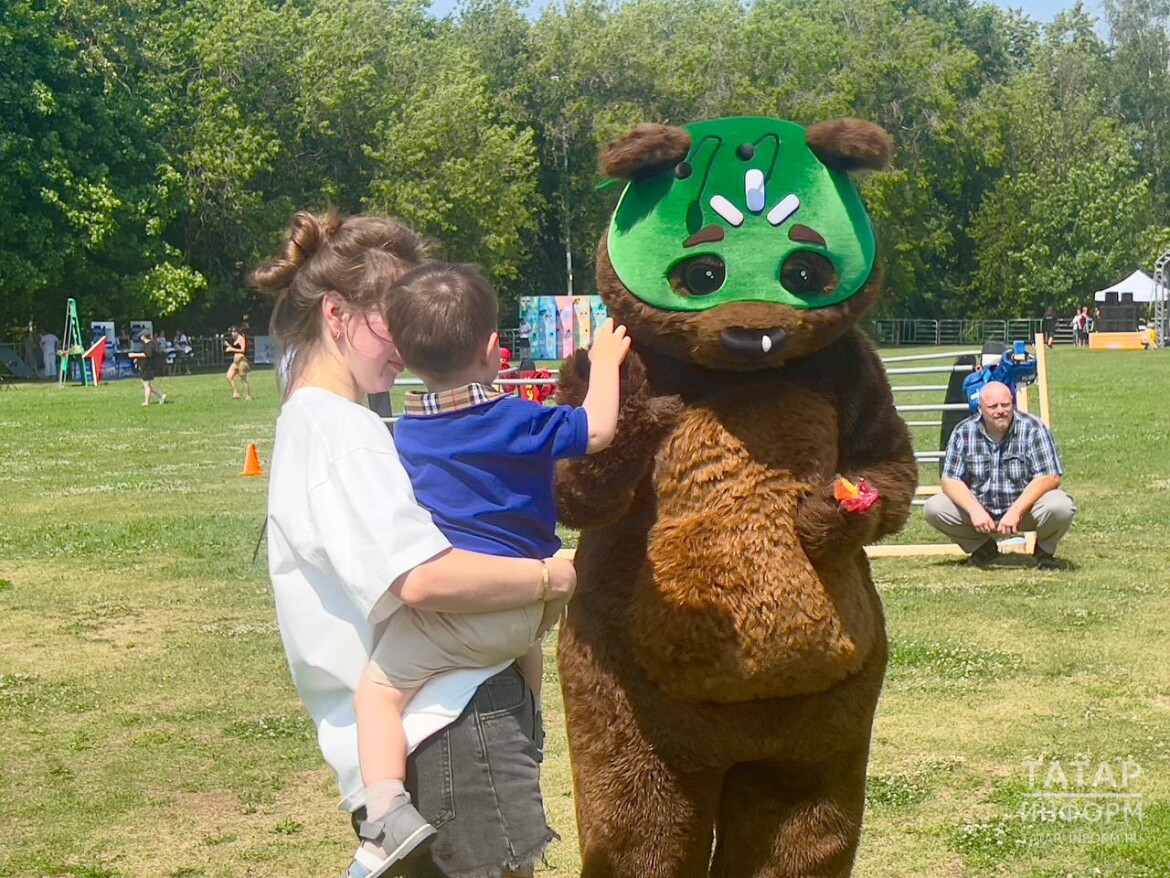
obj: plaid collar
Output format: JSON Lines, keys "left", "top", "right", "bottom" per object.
{"left": 403, "top": 382, "right": 506, "bottom": 416}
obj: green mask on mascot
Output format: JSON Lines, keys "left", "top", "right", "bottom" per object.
{"left": 606, "top": 116, "right": 877, "bottom": 325}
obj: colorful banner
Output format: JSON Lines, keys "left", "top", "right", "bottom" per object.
{"left": 556, "top": 297, "right": 575, "bottom": 358}
{"left": 90, "top": 321, "right": 115, "bottom": 346}
{"left": 574, "top": 297, "right": 593, "bottom": 349}
{"left": 516, "top": 295, "right": 609, "bottom": 360}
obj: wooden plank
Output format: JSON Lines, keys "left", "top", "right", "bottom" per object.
{"left": 556, "top": 534, "right": 1038, "bottom": 561}
{"left": 866, "top": 535, "right": 1035, "bottom": 557}
{"left": 1034, "top": 331, "right": 1051, "bottom": 426}
{"left": 864, "top": 542, "right": 965, "bottom": 557}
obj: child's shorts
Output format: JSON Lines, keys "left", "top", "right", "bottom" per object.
{"left": 369, "top": 603, "right": 544, "bottom": 689}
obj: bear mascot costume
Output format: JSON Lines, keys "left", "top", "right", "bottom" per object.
{"left": 553, "top": 116, "right": 919, "bottom": 878}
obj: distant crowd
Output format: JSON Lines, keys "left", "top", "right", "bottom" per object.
{"left": 18, "top": 326, "right": 198, "bottom": 380}
{"left": 1041, "top": 305, "right": 1156, "bottom": 350}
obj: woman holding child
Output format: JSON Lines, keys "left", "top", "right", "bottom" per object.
{"left": 256, "top": 210, "right": 623, "bottom": 878}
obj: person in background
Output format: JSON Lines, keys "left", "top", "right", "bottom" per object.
{"left": 1042, "top": 306, "right": 1057, "bottom": 349}
{"left": 924, "top": 381, "right": 1075, "bottom": 569}
{"left": 129, "top": 330, "right": 167, "bottom": 406}
{"left": 39, "top": 328, "right": 59, "bottom": 380}
{"left": 1072, "top": 308, "right": 1089, "bottom": 347}
{"left": 224, "top": 326, "right": 254, "bottom": 400}
{"left": 1138, "top": 323, "right": 1155, "bottom": 350}
{"left": 174, "top": 330, "right": 193, "bottom": 375}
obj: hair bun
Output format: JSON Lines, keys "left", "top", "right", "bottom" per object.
{"left": 288, "top": 210, "right": 341, "bottom": 261}
{"left": 249, "top": 210, "right": 341, "bottom": 293}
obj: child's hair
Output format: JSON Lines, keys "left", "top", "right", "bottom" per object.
{"left": 387, "top": 262, "right": 499, "bottom": 379}
{"left": 249, "top": 209, "right": 430, "bottom": 394}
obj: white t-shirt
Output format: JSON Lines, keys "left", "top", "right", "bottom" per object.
{"left": 40, "top": 333, "right": 59, "bottom": 355}
{"left": 267, "top": 386, "right": 508, "bottom": 811}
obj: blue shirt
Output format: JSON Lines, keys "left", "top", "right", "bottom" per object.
{"left": 941, "top": 410, "right": 1063, "bottom": 518}
{"left": 394, "top": 384, "right": 590, "bottom": 558}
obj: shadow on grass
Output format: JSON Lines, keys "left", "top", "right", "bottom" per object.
{"left": 928, "top": 554, "right": 1081, "bottom": 572}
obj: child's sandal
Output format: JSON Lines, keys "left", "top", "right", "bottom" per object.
{"left": 343, "top": 797, "right": 436, "bottom": 878}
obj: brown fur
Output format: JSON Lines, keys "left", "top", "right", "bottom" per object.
{"left": 805, "top": 119, "right": 893, "bottom": 172}
{"left": 601, "top": 123, "right": 693, "bottom": 180}
{"left": 555, "top": 118, "right": 917, "bottom": 877}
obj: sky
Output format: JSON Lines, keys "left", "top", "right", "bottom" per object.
{"left": 427, "top": 0, "right": 1102, "bottom": 24}
{"left": 993, "top": 0, "right": 1101, "bottom": 21}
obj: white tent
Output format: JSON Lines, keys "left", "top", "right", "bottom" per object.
{"left": 1094, "top": 270, "right": 1160, "bottom": 303}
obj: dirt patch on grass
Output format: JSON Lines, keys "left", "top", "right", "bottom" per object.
{"left": 87, "top": 770, "right": 345, "bottom": 876}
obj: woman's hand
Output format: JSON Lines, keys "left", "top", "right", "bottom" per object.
{"left": 543, "top": 556, "right": 577, "bottom": 602}
{"left": 536, "top": 595, "right": 570, "bottom": 639}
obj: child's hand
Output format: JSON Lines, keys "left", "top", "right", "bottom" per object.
{"left": 588, "top": 318, "right": 631, "bottom": 370}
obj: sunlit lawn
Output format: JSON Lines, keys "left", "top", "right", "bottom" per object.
{"left": 1, "top": 346, "right": 1167, "bottom": 877}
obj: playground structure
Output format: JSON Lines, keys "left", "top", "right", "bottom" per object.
{"left": 57, "top": 299, "right": 103, "bottom": 387}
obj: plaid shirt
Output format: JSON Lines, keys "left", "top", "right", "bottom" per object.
{"left": 941, "top": 410, "right": 1063, "bottom": 517}
{"left": 402, "top": 382, "right": 505, "bottom": 416}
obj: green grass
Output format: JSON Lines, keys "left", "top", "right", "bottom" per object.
{"left": 1, "top": 349, "right": 1168, "bottom": 877}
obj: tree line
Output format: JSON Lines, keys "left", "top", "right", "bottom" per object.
{"left": 3, "top": 0, "right": 1169, "bottom": 335}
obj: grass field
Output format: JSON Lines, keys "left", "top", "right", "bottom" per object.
{"left": 1, "top": 348, "right": 1168, "bottom": 877}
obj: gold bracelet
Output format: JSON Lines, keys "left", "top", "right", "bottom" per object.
{"left": 539, "top": 561, "right": 551, "bottom": 601}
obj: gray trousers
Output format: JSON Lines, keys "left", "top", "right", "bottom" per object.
{"left": 923, "top": 489, "right": 1076, "bottom": 555}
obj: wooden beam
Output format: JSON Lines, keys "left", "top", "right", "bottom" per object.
{"left": 556, "top": 533, "right": 1038, "bottom": 561}
{"left": 865, "top": 533, "right": 1035, "bottom": 557}
{"left": 1034, "top": 331, "right": 1051, "bottom": 426}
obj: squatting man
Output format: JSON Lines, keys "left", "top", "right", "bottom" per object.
{"left": 924, "top": 380, "right": 1075, "bottom": 568}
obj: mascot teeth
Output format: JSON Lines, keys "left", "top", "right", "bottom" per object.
{"left": 720, "top": 327, "right": 787, "bottom": 357}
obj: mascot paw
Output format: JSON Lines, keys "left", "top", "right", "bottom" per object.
{"left": 559, "top": 348, "right": 682, "bottom": 444}
{"left": 799, "top": 480, "right": 882, "bottom": 559}
{"left": 834, "top": 476, "right": 881, "bottom": 513}
{"left": 556, "top": 349, "right": 593, "bottom": 407}
{"left": 617, "top": 350, "right": 684, "bottom": 444}
{"left": 554, "top": 347, "right": 683, "bottom": 528}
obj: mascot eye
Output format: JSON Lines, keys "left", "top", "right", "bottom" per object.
{"left": 780, "top": 252, "right": 837, "bottom": 296}
{"left": 669, "top": 255, "right": 726, "bottom": 297}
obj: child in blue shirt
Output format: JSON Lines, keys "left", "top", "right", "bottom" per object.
{"left": 351, "top": 262, "right": 629, "bottom": 877}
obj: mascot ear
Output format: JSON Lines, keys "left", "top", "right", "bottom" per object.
{"left": 600, "top": 123, "right": 692, "bottom": 181}
{"left": 805, "top": 119, "right": 892, "bottom": 173}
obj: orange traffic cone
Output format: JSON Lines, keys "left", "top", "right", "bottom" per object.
{"left": 241, "top": 442, "right": 264, "bottom": 476}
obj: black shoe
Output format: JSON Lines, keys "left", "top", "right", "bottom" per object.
{"left": 962, "top": 539, "right": 999, "bottom": 568}
{"left": 1034, "top": 548, "right": 1059, "bottom": 570}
